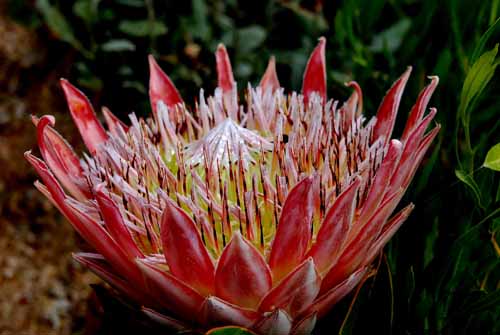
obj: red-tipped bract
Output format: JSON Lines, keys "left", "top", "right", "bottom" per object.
{"left": 27, "top": 38, "right": 439, "bottom": 334}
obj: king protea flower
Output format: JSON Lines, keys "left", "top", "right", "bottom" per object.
{"left": 26, "top": 37, "right": 439, "bottom": 334}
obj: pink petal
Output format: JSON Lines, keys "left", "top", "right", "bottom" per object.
{"left": 35, "top": 115, "right": 89, "bottom": 200}
{"left": 269, "top": 177, "right": 316, "bottom": 283}
{"left": 259, "top": 258, "right": 321, "bottom": 318}
{"left": 345, "top": 81, "right": 363, "bottom": 116}
{"left": 304, "top": 267, "right": 367, "bottom": 318}
{"left": 60, "top": 79, "right": 107, "bottom": 154}
{"left": 25, "top": 152, "right": 141, "bottom": 283}
{"left": 102, "top": 106, "right": 128, "bottom": 136}
{"left": 73, "top": 252, "right": 148, "bottom": 305}
{"left": 142, "top": 307, "right": 191, "bottom": 331}
{"left": 401, "top": 76, "right": 439, "bottom": 142}
{"left": 161, "top": 200, "right": 215, "bottom": 296}
{"left": 372, "top": 67, "right": 412, "bottom": 145}
{"left": 364, "top": 204, "right": 414, "bottom": 264}
{"left": 386, "top": 108, "right": 437, "bottom": 196}
{"left": 216, "top": 44, "right": 235, "bottom": 92}
{"left": 95, "top": 184, "right": 144, "bottom": 259}
{"left": 291, "top": 312, "right": 317, "bottom": 335}
{"left": 200, "top": 296, "right": 259, "bottom": 328}
{"left": 302, "top": 37, "right": 326, "bottom": 103}
{"left": 148, "top": 55, "right": 183, "bottom": 114}
{"left": 340, "top": 82, "right": 363, "bottom": 130}
{"left": 136, "top": 260, "right": 204, "bottom": 322}
{"left": 252, "top": 309, "right": 292, "bottom": 335}
{"left": 215, "top": 232, "right": 272, "bottom": 309}
{"left": 404, "top": 125, "right": 441, "bottom": 187}
{"left": 307, "top": 177, "right": 361, "bottom": 275}
{"left": 65, "top": 200, "right": 143, "bottom": 283}
{"left": 321, "top": 189, "right": 403, "bottom": 292}
{"left": 260, "top": 56, "right": 280, "bottom": 92}
{"left": 356, "top": 139, "right": 403, "bottom": 232}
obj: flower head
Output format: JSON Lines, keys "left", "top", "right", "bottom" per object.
{"left": 26, "top": 37, "right": 439, "bottom": 334}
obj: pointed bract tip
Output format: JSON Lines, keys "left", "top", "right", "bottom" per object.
{"left": 389, "top": 139, "right": 403, "bottom": 150}
{"left": 230, "top": 230, "right": 244, "bottom": 243}
{"left": 215, "top": 43, "right": 235, "bottom": 92}
{"left": 148, "top": 54, "right": 183, "bottom": 110}
{"left": 260, "top": 56, "right": 280, "bottom": 92}
{"left": 302, "top": 37, "right": 327, "bottom": 103}
{"left": 395, "top": 66, "right": 413, "bottom": 84}
{"left": 427, "top": 75, "right": 439, "bottom": 83}
{"left": 59, "top": 78, "right": 107, "bottom": 154}
{"left": 31, "top": 115, "right": 40, "bottom": 126}
{"left": 397, "top": 66, "right": 413, "bottom": 84}
{"left": 35, "top": 115, "right": 55, "bottom": 136}
{"left": 148, "top": 55, "right": 163, "bottom": 78}
{"left": 147, "top": 54, "right": 156, "bottom": 66}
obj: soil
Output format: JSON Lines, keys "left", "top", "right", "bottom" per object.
{"left": 0, "top": 13, "right": 99, "bottom": 335}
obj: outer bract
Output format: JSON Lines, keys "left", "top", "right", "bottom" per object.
{"left": 27, "top": 37, "right": 439, "bottom": 334}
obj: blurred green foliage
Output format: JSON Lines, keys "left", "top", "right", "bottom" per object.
{"left": 7, "top": 0, "right": 500, "bottom": 333}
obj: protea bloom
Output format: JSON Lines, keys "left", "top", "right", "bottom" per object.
{"left": 26, "top": 37, "right": 439, "bottom": 334}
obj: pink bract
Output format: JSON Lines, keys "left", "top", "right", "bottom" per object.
{"left": 27, "top": 37, "right": 439, "bottom": 334}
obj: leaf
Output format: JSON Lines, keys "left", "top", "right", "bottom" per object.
{"left": 206, "top": 326, "right": 257, "bottom": 335}
{"left": 455, "top": 169, "right": 483, "bottom": 207}
{"left": 483, "top": 143, "right": 500, "bottom": 171}
{"left": 458, "top": 45, "right": 499, "bottom": 141}
{"left": 369, "top": 18, "right": 412, "bottom": 53}
{"left": 119, "top": 20, "right": 168, "bottom": 37}
{"left": 461, "top": 289, "right": 500, "bottom": 314}
{"left": 471, "top": 16, "right": 500, "bottom": 64}
{"left": 114, "top": 0, "right": 144, "bottom": 7}
{"left": 36, "top": 0, "right": 83, "bottom": 50}
{"left": 423, "top": 219, "right": 439, "bottom": 269}
{"left": 281, "top": 2, "right": 328, "bottom": 35}
{"left": 73, "top": 0, "right": 100, "bottom": 25}
{"left": 190, "top": 0, "right": 211, "bottom": 41}
{"left": 101, "top": 39, "right": 136, "bottom": 52}
{"left": 237, "top": 26, "right": 267, "bottom": 53}
{"left": 492, "top": 217, "right": 500, "bottom": 233}
{"left": 235, "top": 62, "right": 253, "bottom": 78}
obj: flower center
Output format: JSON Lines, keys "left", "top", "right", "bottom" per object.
{"left": 83, "top": 89, "right": 384, "bottom": 258}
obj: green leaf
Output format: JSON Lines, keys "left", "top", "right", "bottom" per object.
{"left": 119, "top": 20, "right": 168, "bottom": 37}
{"left": 483, "top": 143, "right": 500, "bottom": 171}
{"left": 455, "top": 169, "right": 483, "bottom": 207}
{"left": 461, "top": 289, "right": 500, "bottom": 314}
{"left": 492, "top": 217, "right": 500, "bottom": 232}
{"left": 237, "top": 26, "right": 267, "bottom": 53}
{"left": 123, "top": 80, "right": 146, "bottom": 94}
{"left": 235, "top": 62, "right": 253, "bottom": 78}
{"left": 369, "top": 18, "right": 412, "bottom": 53}
{"left": 36, "top": 0, "right": 83, "bottom": 51}
{"left": 206, "top": 326, "right": 256, "bottom": 335}
{"left": 101, "top": 39, "right": 136, "bottom": 52}
{"left": 190, "top": 0, "right": 211, "bottom": 41}
{"left": 282, "top": 2, "right": 328, "bottom": 34}
{"left": 73, "top": 0, "right": 100, "bottom": 25}
{"left": 471, "top": 16, "right": 500, "bottom": 64}
{"left": 423, "top": 219, "right": 439, "bottom": 269}
{"left": 458, "top": 44, "right": 499, "bottom": 150}
{"left": 114, "top": 0, "right": 144, "bottom": 7}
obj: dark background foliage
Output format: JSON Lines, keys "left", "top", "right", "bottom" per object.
{"left": 1, "top": 0, "right": 499, "bottom": 334}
